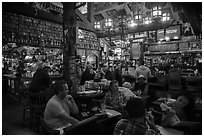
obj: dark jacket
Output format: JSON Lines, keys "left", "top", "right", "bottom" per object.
{"left": 29, "top": 69, "right": 51, "bottom": 92}
{"left": 105, "top": 70, "right": 114, "bottom": 81}
{"left": 132, "top": 82, "right": 147, "bottom": 93}
{"left": 80, "top": 69, "right": 95, "bottom": 85}
{"left": 113, "top": 68, "right": 123, "bottom": 86}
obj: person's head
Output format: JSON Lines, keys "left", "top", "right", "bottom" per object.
{"left": 176, "top": 95, "right": 189, "bottom": 108}
{"left": 125, "top": 97, "right": 146, "bottom": 120}
{"left": 138, "top": 75, "right": 146, "bottom": 84}
{"left": 140, "top": 60, "right": 144, "bottom": 65}
{"left": 53, "top": 80, "right": 69, "bottom": 99}
{"left": 43, "top": 66, "right": 50, "bottom": 73}
{"left": 38, "top": 61, "right": 43, "bottom": 69}
{"left": 103, "top": 65, "right": 108, "bottom": 70}
{"left": 109, "top": 80, "right": 119, "bottom": 93}
{"left": 176, "top": 92, "right": 194, "bottom": 108}
{"left": 122, "top": 82, "right": 132, "bottom": 89}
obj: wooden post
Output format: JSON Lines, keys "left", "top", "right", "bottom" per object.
{"left": 62, "top": 3, "right": 78, "bottom": 92}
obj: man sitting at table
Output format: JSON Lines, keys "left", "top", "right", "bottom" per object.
{"left": 44, "top": 80, "right": 79, "bottom": 133}
{"left": 114, "top": 97, "right": 160, "bottom": 135}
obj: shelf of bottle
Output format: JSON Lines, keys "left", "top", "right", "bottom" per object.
{"left": 144, "top": 49, "right": 202, "bottom": 55}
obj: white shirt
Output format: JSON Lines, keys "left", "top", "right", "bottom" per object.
{"left": 44, "top": 95, "right": 72, "bottom": 130}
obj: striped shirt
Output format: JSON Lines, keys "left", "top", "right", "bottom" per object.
{"left": 114, "top": 119, "right": 158, "bottom": 135}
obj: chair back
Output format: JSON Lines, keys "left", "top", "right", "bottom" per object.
{"left": 28, "top": 91, "right": 52, "bottom": 111}
{"left": 186, "top": 77, "right": 202, "bottom": 93}
{"left": 64, "top": 116, "right": 98, "bottom": 135}
{"left": 168, "top": 68, "right": 181, "bottom": 85}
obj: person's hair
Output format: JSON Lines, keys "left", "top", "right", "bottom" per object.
{"left": 43, "top": 66, "right": 50, "bottom": 70}
{"left": 122, "top": 82, "right": 131, "bottom": 89}
{"left": 52, "top": 80, "right": 68, "bottom": 95}
{"left": 176, "top": 91, "right": 195, "bottom": 121}
{"left": 140, "top": 60, "right": 144, "bottom": 65}
{"left": 125, "top": 97, "right": 146, "bottom": 119}
{"left": 108, "top": 80, "right": 118, "bottom": 91}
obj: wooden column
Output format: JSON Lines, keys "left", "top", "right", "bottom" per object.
{"left": 62, "top": 3, "right": 78, "bottom": 91}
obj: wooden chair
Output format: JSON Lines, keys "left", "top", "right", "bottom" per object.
{"left": 28, "top": 91, "right": 53, "bottom": 131}
{"left": 64, "top": 116, "right": 98, "bottom": 135}
{"left": 186, "top": 77, "right": 202, "bottom": 93}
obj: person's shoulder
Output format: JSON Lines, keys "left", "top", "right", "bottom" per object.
{"left": 48, "top": 96, "right": 59, "bottom": 105}
{"left": 117, "top": 119, "right": 128, "bottom": 126}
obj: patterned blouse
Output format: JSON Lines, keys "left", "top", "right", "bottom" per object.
{"left": 104, "top": 89, "right": 127, "bottom": 113}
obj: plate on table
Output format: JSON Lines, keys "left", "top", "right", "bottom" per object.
{"left": 78, "top": 90, "right": 97, "bottom": 94}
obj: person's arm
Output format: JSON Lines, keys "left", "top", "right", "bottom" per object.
{"left": 143, "top": 84, "right": 149, "bottom": 95}
{"left": 58, "top": 112, "right": 79, "bottom": 125}
{"left": 51, "top": 101, "right": 79, "bottom": 125}
{"left": 45, "top": 73, "right": 51, "bottom": 87}
{"left": 65, "top": 95, "right": 79, "bottom": 115}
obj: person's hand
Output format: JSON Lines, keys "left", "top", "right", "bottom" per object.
{"left": 168, "top": 109, "right": 176, "bottom": 115}
{"left": 65, "top": 95, "right": 75, "bottom": 103}
{"left": 146, "top": 111, "right": 155, "bottom": 124}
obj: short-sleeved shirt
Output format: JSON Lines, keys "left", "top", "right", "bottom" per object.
{"left": 44, "top": 95, "right": 72, "bottom": 130}
{"left": 119, "top": 87, "right": 136, "bottom": 100}
{"left": 114, "top": 119, "right": 157, "bottom": 135}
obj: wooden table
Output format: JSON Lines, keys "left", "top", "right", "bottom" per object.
{"left": 65, "top": 109, "right": 122, "bottom": 135}
{"left": 157, "top": 126, "right": 184, "bottom": 135}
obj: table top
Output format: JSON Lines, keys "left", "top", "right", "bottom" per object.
{"left": 71, "top": 90, "right": 105, "bottom": 99}
{"left": 139, "top": 94, "right": 150, "bottom": 101}
{"left": 157, "top": 126, "right": 184, "bottom": 135}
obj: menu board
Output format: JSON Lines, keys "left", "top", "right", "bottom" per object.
{"left": 166, "top": 25, "right": 181, "bottom": 40}
{"left": 157, "top": 25, "right": 181, "bottom": 41}
{"left": 131, "top": 43, "right": 141, "bottom": 59}
{"left": 157, "top": 29, "right": 165, "bottom": 41}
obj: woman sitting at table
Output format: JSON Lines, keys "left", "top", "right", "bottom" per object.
{"left": 103, "top": 80, "right": 127, "bottom": 114}
{"left": 161, "top": 92, "right": 196, "bottom": 126}
{"left": 132, "top": 75, "right": 148, "bottom": 95}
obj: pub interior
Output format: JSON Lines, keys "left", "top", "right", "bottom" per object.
{"left": 2, "top": 2, "right": 202, "bottom": 135}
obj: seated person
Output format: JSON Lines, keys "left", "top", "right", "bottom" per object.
{"left": 44, "top": 80, "right": 80, "bottom": 133}
{"left": 103, "top": 80, "right": 127, "bottom": 114}
{"left": 132, "top": 75, "right": 148, "bottom": 95}
{"left": 121, "top": 82, "right": 136, "bottom": 100}
{"left": 161, "top": 92, "right": 196, "bottom": 126}
{"left": 114, "top": 97, "right": 160, "bottom": 135}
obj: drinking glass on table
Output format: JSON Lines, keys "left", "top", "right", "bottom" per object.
{"left": 167, "top": 93, "right": 171, "bottom": 102}
{"left": 100, "top": 101, "right": 106, "bottom": 113}
{"left": 137, "top": 90, "right": 142, "bottom": 97}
